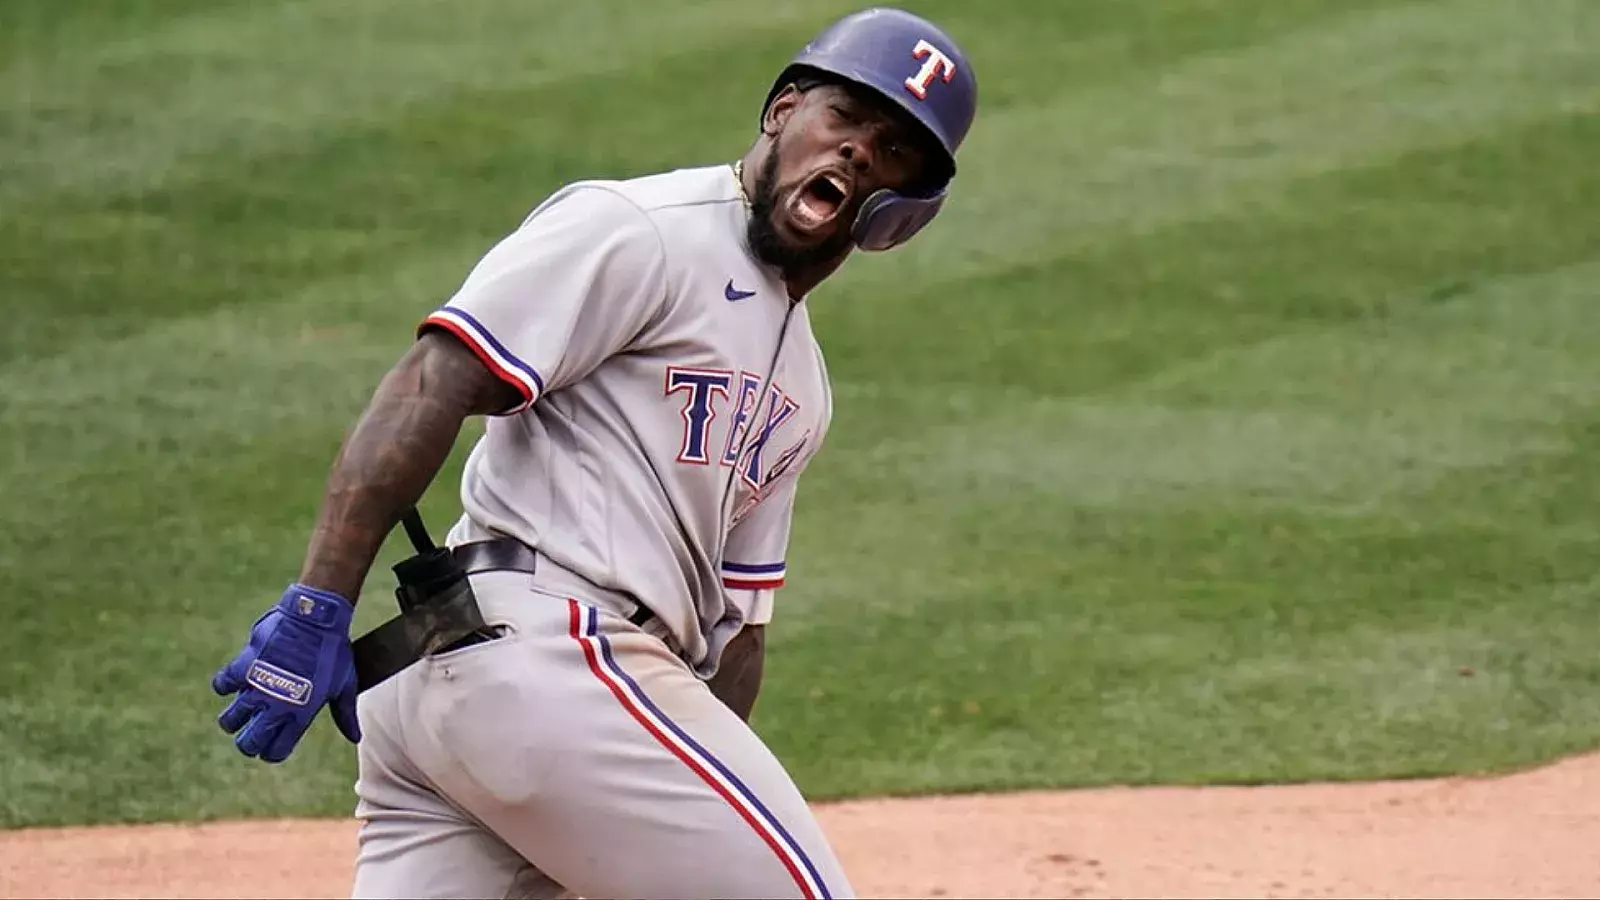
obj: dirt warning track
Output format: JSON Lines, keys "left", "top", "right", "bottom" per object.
{"left": 3, "top": 752, "right": 1597, "bottom": 899}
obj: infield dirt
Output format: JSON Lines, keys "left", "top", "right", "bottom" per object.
{"left": 3, "top": 751, "right": 1596, "bottom": 899}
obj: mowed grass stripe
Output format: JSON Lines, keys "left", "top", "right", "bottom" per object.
{"left": 8, "top": 0, "right": 1590, "bottom": 357}
{"left": 14, "top": 0, "right": 1573, "bottom": 372}
{"left": 0, "top": 0, "right": 253, "bottom": 67}
{"left": 0, "top": 0, "right": 1403, "bottom": 365}
{"left": 0, "top": 245, "right": 479, "bottom": 583}
{"left": 830, "top": 0, "right": 1600, "bottom": 294}
{"left": 763, "top": 260, "right": 1600, "bottom": 794}
{"left": 0, "top": 3, "right": 866, "bottom": 365}
{"left": 0, "top": 0, "right": 1398, "bottom": 205}
{"left": 849, "top": 0, "right": 1403, "bottom": 112}
{"left": 782, "top": 257, "right": 1600, "bottom": 625}
{"left": 752, "top": 109, "right": 1600, "bottom": 794}
{"left": 0, "top": 254, "right": 482, "bottom": 827}
{"left": 766, "top": 424, "right": 1600, "bottom": 796}
{"left": 772, "top": 566, "right": 1600, "bottom": 796}
{"left": 3, "top": 0, "right": 1587, "bottom": 365}
{"left": 921, "top": 261, "right": 1599, "bottom": 511}
{"left": 810, "top": 111, "right": 1600, "bottom": 458}
{"left": 0, "top": 0, "right": 866, "bottom": 204}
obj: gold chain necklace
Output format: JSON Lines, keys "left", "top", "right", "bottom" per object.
{"left": 732, "top": 160, "right": 751, "bottom": 209}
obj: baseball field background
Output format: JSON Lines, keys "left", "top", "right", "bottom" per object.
{"left": 3, "top": 0, "right": 1599, "bottom": 877}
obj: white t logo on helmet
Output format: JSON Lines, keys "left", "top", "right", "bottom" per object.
{"left": 904, "top": 39, "right": 957, "bottom": 100}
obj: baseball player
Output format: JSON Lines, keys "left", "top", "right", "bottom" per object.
{"left": 210, "top": 7, "right": 977, "bottom": 898}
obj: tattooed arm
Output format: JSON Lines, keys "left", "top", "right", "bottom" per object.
{"left": 707, "top": 624, "right": 767, "bottom": 722}
{"left": 296, "top": 330, "right": 521, "bottom": 602}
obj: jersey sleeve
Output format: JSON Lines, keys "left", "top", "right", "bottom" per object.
{"left": 719, "top": 476, "right": 801, "bottom": 627}
{"left": 418, "top": 185, "right": 667, "bottom": 415}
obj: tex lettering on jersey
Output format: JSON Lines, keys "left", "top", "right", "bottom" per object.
{"left": 664, "top": 366, "right": 808, "bottom": 494}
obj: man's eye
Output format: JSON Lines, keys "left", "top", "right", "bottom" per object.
{"left": 831, "top": 104, "right": 858, "bottom": 123}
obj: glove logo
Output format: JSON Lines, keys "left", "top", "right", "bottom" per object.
{"left": 296, "top": 596, "right": 316, "bottom": 616}
{"left": 245, "top": 660, "right": 313, "bottom": 706}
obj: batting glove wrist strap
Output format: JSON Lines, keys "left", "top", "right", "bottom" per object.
{"left": 276, "top": 583, "right": 356, "bottom": 632}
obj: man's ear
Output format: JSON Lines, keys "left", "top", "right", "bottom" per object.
{"left": 763, "top": 84, "right": 804, "bottom": 136}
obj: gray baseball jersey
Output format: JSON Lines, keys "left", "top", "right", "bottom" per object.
{"left": 421, "top": 164, "right": 833, "bottom": 678}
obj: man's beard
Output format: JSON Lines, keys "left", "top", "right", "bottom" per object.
{"left": 746, "top": 146, "right": 853, "bottom": 277}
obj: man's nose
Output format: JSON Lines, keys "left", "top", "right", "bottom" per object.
{"left": 838, "top": 136, "right": 875, "bottom": 174}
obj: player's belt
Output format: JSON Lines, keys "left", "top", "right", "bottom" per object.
{"left": 451, "top": 537, "right": 541, "bottom": 577}
{"left": 452, "top": 539, "right": 658, "bottom": 631}
{"left": 352, "top": 513, "right": 654, "bottom": 693}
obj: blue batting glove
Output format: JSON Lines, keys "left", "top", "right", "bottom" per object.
{"left": 211, "top": 584, "right": 361, "bottom": 763}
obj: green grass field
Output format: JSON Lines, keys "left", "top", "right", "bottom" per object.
{"left": 3, "top": 0, "right": 1598, "bottom": 829}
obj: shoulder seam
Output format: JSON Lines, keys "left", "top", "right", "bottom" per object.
{"left": 553, "top": 175, "right": 740, "bottom": 320}
{"left": 559, "top": 183, "right": 670, "bottom": 267}
{"left": 561, "top": 183, "right": 675, "bottom": 315}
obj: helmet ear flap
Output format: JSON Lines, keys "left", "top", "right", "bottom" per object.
{"left": 851, "top": 188, "right": 947, "bottom": 252}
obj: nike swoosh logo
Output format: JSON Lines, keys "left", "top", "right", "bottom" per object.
{"left": 725, "top": 279, "right": 757, "bottom": 301}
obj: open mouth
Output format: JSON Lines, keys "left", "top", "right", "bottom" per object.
{"left": 788, "top": 171, "right": 850, "bottom": 234}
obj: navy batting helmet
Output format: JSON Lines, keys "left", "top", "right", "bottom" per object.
{"left": 762, "top": 7, "right": 978, "bottom": 252}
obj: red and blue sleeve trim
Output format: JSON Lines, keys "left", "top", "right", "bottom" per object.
{"left": 721, "top": 560, "right": 786, "bottom": 591}
{"left": 419, "top": 305, "right": 545, "bottom": 413}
